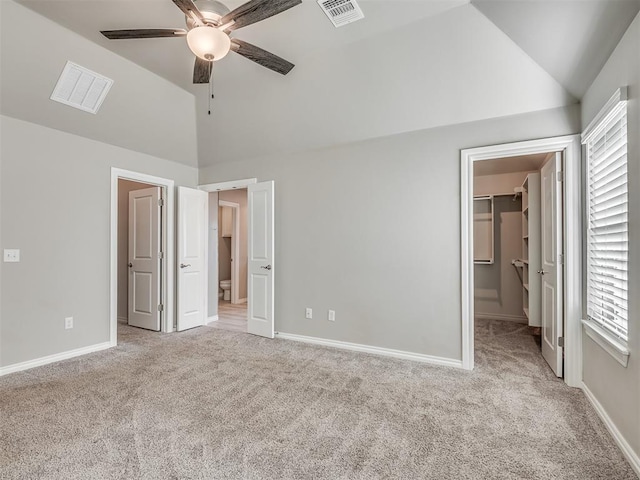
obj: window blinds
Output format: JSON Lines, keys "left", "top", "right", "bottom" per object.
{"left": 585, "top": 101, "right": 628, "bottom": 342}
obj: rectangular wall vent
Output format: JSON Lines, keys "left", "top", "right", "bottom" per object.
{"left": 50, "top": 61, "right": 113, "bottom": 114}
{"left": 317, "top": 0, "right": 364, "bottom": 28}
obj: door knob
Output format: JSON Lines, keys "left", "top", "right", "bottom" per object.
{"left": 180, "top": 263, "right": 191, "bottom": 269}
{"left": 260, "top": 265, "right": 272, "bottom": 270}
{"left": 128, "top": 263, "right": 133, "bottom": 268}
{"left": 537, "top": 270, "right": 547, "bottom": 275}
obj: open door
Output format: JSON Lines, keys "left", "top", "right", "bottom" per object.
{"left": 540, "top": 152, "right": 564, "bottom": 376}
{"left": 247, "top": 181, "right": 274, "bottom": 338}
{"left": 177, "top": 186, "right": 208, "bottom": 331}
{"left": 128, "top": 187, "right": 162, "bottom": 331}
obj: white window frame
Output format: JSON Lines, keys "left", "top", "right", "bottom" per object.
{"left": 581, "top": 87, "right": 630, "bottom": 367}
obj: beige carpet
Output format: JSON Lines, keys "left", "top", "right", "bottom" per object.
{"left": 0, "top": 319, "right": 636, "bottom": 479}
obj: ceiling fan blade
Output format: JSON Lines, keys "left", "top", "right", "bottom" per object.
{"left": 172, "top": 0, "right": 206, "bottom": 24}
{"left": 193, "top": 57, "right": 213, "bottom": 84}
{"left": 231, "top": 39, "right": 294, "bottom": 75}
{"left": 101, "top": 29, "right": 186, "bottom": 40}
{"left": 220, "top": 0, "right": 301, "bottom": 31}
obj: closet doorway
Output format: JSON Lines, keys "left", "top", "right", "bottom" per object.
{"left": 461, "top": 136, "right": 582, "bottom": 387}
{"left": 472, "top": 154, "right": 551, "bottom": 373}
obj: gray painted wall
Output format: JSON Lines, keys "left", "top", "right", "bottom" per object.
{"left": 0, "top": 116, "right": 198, "bottom": 367}
{"left": 0, "top": 1, "right": 198, "bottom": 168}
{"left": 198, "top": 4, "right": 573, "bottom": 165}
{"left": 117, "top": 179, "right": 152, "bottom": 320}
{"left": 581, "top": 13, "right": 640, "bottom": 460}
{"left": 198, "top": 104, "right": 580, "bottom": 360}
{"left": 218, "top": 208, "right": 233, "bottom": 287}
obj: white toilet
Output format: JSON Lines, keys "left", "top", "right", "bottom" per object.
{"left": 220, "top": 279, "right": 231, "bottom": 301}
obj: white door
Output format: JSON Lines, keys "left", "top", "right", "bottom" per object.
{"left": 177, "top": 186, "right": 208, "bottom": 331}
{"left": 540, "top": 152, "right": 564, "bottom": 376}
{"left": 248, "top": 181, "right": 274, "bottom": 338}
{"left": 128, "top": 187, "right": 161, "bottom": 331}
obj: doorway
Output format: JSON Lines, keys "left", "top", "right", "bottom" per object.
{"left": 109, "top": 168, "right": 175, "bottom": 346}
{"left": 472, "top": 153, "right": 558, "bottom": 374}
{"left": 200, "top": 178, "right": 275, "bottom": 338}
{"left": 461, "top": 135, "right": 582, "bottom": 387}
{"left": 216, "top": 194, "right": 248, "bottom": 332}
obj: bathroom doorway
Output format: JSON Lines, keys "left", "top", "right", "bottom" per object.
{"left": 211, "top": 189, "right": 248, "bottom": 333}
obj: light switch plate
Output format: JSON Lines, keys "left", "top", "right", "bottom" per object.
{"left": 3, "top": 249, "right": 20, "bottom": 262}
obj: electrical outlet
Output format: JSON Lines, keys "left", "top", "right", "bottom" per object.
{"left": 328, "top": 310, "right": 336, "bottom": 322}
{"left": 3, "top": 249, "right": 20, "bottom": 262}
{"left": 65, "top": 317, "right": 73, "bottom": 329}
{"left": 305, "top": 308, "right": 312, "bottom": 319}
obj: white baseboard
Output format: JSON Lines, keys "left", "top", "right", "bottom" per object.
{"left": 237, "top": 298, "right": 247, "bottom": 304}
{"left": 117, "top": 316, "right": 128, "bottom": 323}
{"left": 0, "top": 342, "right": 113, "bottom": 377}
{"left": 206, "top": 315, "right": 219, "bottom": 324}
{"left": 275, "top": 332, "right": 463, "bottom": 369}
{"left": 582, "top": 383, "right": 640, "bottom": 476}
{"left": 475, "top": 312, "right": 528, "bottom": 324}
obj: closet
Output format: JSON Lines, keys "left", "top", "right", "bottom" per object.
{"left": 473, "top": 155, "right": 546, "bottom": 326}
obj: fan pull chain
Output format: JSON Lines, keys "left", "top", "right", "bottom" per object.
{"left": 208, "top": 61, "right": 214, "bottom": 115}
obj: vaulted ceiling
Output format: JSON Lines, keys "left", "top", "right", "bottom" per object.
{"left": 6, "top": 0, "right": 640, "bottom": 167}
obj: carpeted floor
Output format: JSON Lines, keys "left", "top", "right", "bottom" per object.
{"left": 0, "top": 319, "right": 636, "bottom": 479}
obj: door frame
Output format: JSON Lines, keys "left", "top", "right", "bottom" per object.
{"left": 219, "top": 200, "right": 241, "bottom": 304}
{"left": 460, "top": 135, "right": 582, "bottom": 387}
{"left": 110, "top": 168, "right": 175, "bottom": 346}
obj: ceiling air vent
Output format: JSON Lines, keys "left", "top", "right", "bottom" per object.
{"left": 50, "top": 61, "right": 113, "bottom": 114}
{"left": 317, "top": 0, "right": 364, "bottom": 28}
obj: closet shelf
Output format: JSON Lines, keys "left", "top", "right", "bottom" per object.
{"left": 521, "top": 172, "right": 540, "bottom": 328}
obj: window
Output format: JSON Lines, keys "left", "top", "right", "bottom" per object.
{"left": 582, "top": 88, "right": 628, "bottom": 343}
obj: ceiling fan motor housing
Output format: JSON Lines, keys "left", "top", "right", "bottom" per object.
{"left": 186, "top": 0, "right": 231, "bottom": 29}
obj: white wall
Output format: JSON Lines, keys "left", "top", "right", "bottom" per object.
{"left": 199, "top": 104, "right": 580, "bottom": 360}
{"left": 0, "top": 116, "right": 198, "bottom": 367}
{"left": 581, "top": 13, "right": 640, "bottom": 461}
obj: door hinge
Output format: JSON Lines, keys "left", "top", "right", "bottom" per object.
{"left": 559, "top": 253, "right": 564, "bottom": 265}
{"left": 158, "top": 251, "right": 164, "bottom": 259}
{"left": 158, "top": 198, "right": 165, "bottom": 207}
{"left": 158, "top": 304, "right": 164, "bottom": 312}
{"left": 558, "top": 336, "right": 564, "bottom": 348}
{"left": 557, "top": 171, "right": 564, "bottom": 182}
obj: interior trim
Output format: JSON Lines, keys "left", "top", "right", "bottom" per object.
{"left": 0, "top": 342, "right": 112, "bottom": 377}
{"left": 276, "top": 332, "right": 463, "bottom": 368}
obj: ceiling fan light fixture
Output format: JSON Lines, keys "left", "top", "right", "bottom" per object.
{"left": 187, "top": 26, "right": 230, "bottom": 61}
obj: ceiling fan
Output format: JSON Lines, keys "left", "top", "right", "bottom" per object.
{"left": 100, "top": 0, "right": 301, "bottom": 84}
